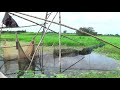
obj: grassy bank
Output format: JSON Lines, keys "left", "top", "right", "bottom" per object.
{"left": 66, "top": 70, "right": 120, "bottom": 78}
{"left": 20, "top": 70, "right": 120, "bottom": 78}
{"left": 1, "top": 33, "right": 120, "bottom": 60}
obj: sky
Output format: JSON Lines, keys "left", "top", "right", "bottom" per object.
{"left": 0, "top": 12, "right": 120, "bottom": 35}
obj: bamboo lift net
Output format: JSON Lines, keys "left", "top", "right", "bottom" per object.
{"left": 1, "top": 34, "right": 35, "bottom": 78}
{"left": 0, "top": 12, "right": 120, "bottom": 78}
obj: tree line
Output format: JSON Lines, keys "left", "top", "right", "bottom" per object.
{"left": 1, "top": 30, "right": 26, "bottom": 34}
{"left": 64, "top": 27, "right": 120, "bottom": 36}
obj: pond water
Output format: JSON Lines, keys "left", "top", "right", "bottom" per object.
{"left": 42, "top": 52, "right": 120, "bottom": 71}
{"left": 0, "top": 52, "right": 120, "bottom": 78}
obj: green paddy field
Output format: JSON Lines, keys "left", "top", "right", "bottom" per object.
{"left": 1, "top": 32, "right": 120, "bottom": 60}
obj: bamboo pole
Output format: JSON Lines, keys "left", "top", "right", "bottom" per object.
{"left": 0, "top": 23, "right": 3, "bottom": 58}
{"left": 0, "top": 24, "right": 3, "bottom": 43}
{"left": 32, "top": 12, "right": 52, "bottom": 41}
{"left": 61, "top": 57, "right": 85, "bottom": 73}
{"left": 14, "top": 12, "right": 120, "bottom": 50}
{"left": 41, "top": 12, "right": 48, "bottom": 74}
{"left": 0, "top": 24, "right": 43, "bottom": 29}
{"left": 27, "top": 12, "right": 58, "bottom": 70}
{"left": 59, "top": 12, "right": 62, "bottom": 73}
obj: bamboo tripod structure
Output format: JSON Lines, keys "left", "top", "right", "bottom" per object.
{"left": 7, "top": 12, "right": 120, "bottom": 73}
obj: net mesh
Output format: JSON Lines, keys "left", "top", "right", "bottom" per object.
{"left": 2, "top": 38, "right": 35, "bottom": 77}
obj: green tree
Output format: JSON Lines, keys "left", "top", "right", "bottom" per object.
{"left": 76, "top": 27, "right": 97, "bottom": 36}
{"left": 63, "top": 30, "right": 67, "bottom": 34}
{"left": 115, "top": 34, "right": 119, "bottom": 36}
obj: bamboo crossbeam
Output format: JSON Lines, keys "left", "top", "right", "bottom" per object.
{"left": 9, "top": 13, "right": 83, "bottom": 45}
{"left": 61, "top": 56, "right": 85, "bottom": 73}
{"left": 0, "top": 24, "right": 43, "bottom": 29}
{"left": 14, "top": 12, "right": 120, "bottom": 50}
{"left": 10, "top": 13, "right": 82, "bottom": 45}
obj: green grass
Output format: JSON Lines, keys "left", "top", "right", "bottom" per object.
{"left": 94, "top": 36, "right": 120, "bottom": 60}
{"left": 19, "top": 70, "right": 120, "bottom": 78}
{"left": 0, "top": 33, "right": 102, "bottom": 46}
{"left": 1, "top": 33, "right": 120, "bottom": 60}
{"left": 66, "top": 70, "right": 120, "bottom": 78}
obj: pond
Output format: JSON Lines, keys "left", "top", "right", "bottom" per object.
{"left": 0, "top": 52, "right": 120, "bottom": 78}
{"left": 42, "top": 52, "right": 120, "bottom": 71}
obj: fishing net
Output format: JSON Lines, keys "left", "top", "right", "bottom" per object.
{"left": 3, "top": 40, "right": 18, "bottom": 73}
{"left": 1, "top": 37, "right": 35, "bottom": 77}
{"left": 17, "top": 40, "right": 35, "bottom": 77}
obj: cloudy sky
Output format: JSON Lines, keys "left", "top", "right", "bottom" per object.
{"left": 0, "top": 12, "right": 120, "bottom": 35}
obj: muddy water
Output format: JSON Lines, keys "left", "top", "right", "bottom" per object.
{"left": 0, "top": 53, "right": 120, "bottom": 78}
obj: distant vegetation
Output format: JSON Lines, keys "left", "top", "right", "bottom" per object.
{"left": 1, "top": 30, "right": 26, "bottom": 34}
{"left": 76, "top": 27, "right": 120, "bottom": 36}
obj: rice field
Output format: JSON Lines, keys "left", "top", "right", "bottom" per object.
{"left": 1, "top": 32, "right": 120, "bottom": 60}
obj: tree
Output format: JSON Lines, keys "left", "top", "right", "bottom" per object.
{"left": 76, "top": 27, "right": 97, "bottom": 36}
{"left": 115, "top": 34, "right": 119, "bottom": 36}
{"left": 63, "top": 30, "right": 67, "bottom": 34}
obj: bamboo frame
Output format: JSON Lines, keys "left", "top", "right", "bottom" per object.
{"left": 7, "top": 12, "right": 120, "bottom": 74}
{"left": 0, "top": 12, "right": 95, "bottom": 76}
{"left": 14, "top": 12, "right": 120, "bottom": 50}
{"left": 9, "top": 13, "right": 83, "bottom": 45}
